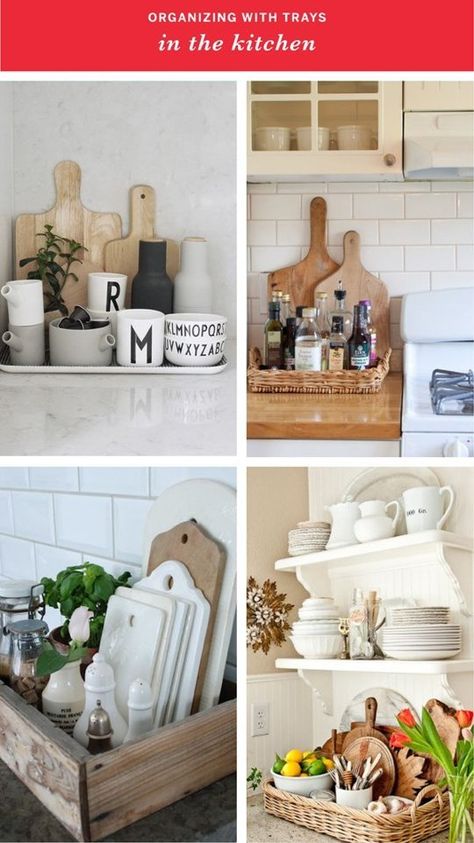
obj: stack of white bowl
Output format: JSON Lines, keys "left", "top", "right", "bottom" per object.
{"left": 288, "top": 521, "right": 331, "bottom": 556}
{"left": 290, "top": 597, "right": 342, "bottom": 659}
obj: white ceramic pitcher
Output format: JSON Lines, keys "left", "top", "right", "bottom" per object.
{"left": 354, "top": 499, "right": 401, "bottom": 543}
{"left": 325, "top": 501, "right": 361, "bottom": 548}
{"left": 402, "top": 485, "right": 454, "bottom": 533}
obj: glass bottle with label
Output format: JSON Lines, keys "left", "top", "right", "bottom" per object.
{"left": 315, "top": 293, "right": 330, "bottom": 371}
{"left": 348, "top": 588, "right": 369, "bottom": 659}
{"left": 264, "top": 302, "right": 283, "bottom": 369}
{"left": 295, "top": 307, "right": 322, "bottom": 371}
{"left": 280, "top": 292, "right": 294, "bottom": 325}
{"left": 348, "top": 304, "right": 371, "bottom": 370}
{"left": 328, "top": 315, "right": 347, "bottom": 371}
{"left": 330, "top": 281, "right": 353, "bottom": 339}
{"left": 295, "top": 305, "right": 304, "bottom": 329}
{"left": 359, "top": 299, "right": 377, "bottom": 365}
{"left": 283, "top": 317, "right": 297, "bottom": 370}
{"left": 42, "top": 660, "right": 85, "bottom": 734}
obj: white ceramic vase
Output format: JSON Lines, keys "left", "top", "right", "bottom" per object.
{"left": 41, "top": 660, "right": 85, "bottom": 734}
{"left": 354, "top": 499, "right": 401, "bottom": 543}
{"left": 325, "top": 501, "right": 361, "bottom": 548}
{"left": 173, "top": 237, "right": 213, "bottom": 314}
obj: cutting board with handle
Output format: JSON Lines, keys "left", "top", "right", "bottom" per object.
{"left": 344, "top": 736, "right": 396, "bottom": 800}
{"left": 316, "top": 230, "right": 391, "bottom": 357}
{"left": 147, "top": 519, "right": 225, "bottom": 713}
{"left": 136, "top": 559, "right": 210, "bottom": 725}
{"left": 342, "top": 697, "right": 389, "bottom": 752}
{"left": 104, "top": 185, "right": 180, "bottom": 307}
{"left": 267, "top": 197, "right": 339, "bottom": 309}
{"left": 15, "top": 161, "right": 122, "bottom": 311}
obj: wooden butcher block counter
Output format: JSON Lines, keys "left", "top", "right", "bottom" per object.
{"left": 247, "top": 373, "right": 402, "bottom": 441}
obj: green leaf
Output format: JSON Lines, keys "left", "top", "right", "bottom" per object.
{"left": 92, "top": 575, "right": 115, "bottom": 602}
{"left": 421, "top": 707, "right": 456, "bottom": 776}
{"left": 60, "top": 571, "right": 83, "bottom": 600}
{"left": 36, "top": 649, "right": 68, "bottom": 677}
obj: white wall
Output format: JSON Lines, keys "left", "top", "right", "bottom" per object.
{"left": 0, "top": 466, "right": 236, "bottom": 677}
{"left": 10, "top": 82, "right": 236, "bottom": 335}
{"left": 248, "top": 180, "right": 474, "bottom": 370}
{"left": 0, "top": 82, "right": 13, "bottom": 334}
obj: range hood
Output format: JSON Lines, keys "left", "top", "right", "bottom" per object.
{"left": 404, "top": 112, "right": 474, "bottom": 180}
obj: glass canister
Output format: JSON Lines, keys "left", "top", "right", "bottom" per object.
{"left": 8, "top": 618, "right": 49, "bottom": 708}
{"left": 0, "top": 581, "right": 45, "bottom": 682}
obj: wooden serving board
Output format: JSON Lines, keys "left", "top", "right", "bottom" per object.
{"left": 15, "top": 161, "right": 122, "bottom": 312}
{"left": 342, "top": 697, "right": 388, "bottom": 752}
{"left": 267, "top": 196, "right": 339, "bottom": 308}
{"left": 344, "top": 735, "right": 396, "bottom": 800}
{"left": 147, "top": 520, "right": 225, "bottom": 714}
{"left": 316, "top": 230, "right": 391, "bottom": 356}
{"left": 104, "top": 185, "right": 179, "bottom": 307}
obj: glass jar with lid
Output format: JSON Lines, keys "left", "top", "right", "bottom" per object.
{"left": 8, "top": 618, "right": 49, "bottom": 708}
{"left": 0, "top": 581, "right": 45, "bottom": 682}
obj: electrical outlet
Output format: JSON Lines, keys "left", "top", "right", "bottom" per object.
{"left": 251, "top": 702, "right": 269, "bottom": 736}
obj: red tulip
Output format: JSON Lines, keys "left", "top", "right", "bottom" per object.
{"left": 390, "top": 730, "right": 411, "bottom": 749}
{"left": 397, "top": 708, "right": 416, "bottom": 728}
{"left": 455, "top": 710, "right": 473, "bottom": 729}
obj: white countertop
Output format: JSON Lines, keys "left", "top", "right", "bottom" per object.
{"left": 0, "top": 342, "right": 235, "bottom": 456}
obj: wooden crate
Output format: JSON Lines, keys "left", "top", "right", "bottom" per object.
{"left": 0, "top": 682, "right": 236, "bottom": 842}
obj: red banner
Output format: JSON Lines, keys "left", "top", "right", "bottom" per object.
{"left": 1, "top": 0, "right": 473, "bottom": 70}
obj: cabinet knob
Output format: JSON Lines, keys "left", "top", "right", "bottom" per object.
{"left": 384, "top": 153, "right": 396, "bottom": 167}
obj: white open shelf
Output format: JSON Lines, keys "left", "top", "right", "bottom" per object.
{"left": 275, "top": 658, "right": 474, "bottom": 675}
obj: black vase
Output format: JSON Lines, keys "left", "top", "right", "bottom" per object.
{"left": 131, "top": 240, "right": 173, "bottom": 313}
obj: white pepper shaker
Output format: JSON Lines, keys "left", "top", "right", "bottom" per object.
{"left": 73, "top": 653, "right": 127, "bottom": 748}
{"left": 124, "top": 678, "right": 153, "bottom": 742}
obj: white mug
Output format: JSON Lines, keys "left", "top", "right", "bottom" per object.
{"left": 116, "top": 309, "right": 164, "bottom": 367}
{"left": 1, "top": 280, "right": 44, "bottom": 326}
{"left": 88, "top": 272, "right": 127, "bottom": 312}
{"left": 402, "top": 485, "right": 455, "bottom": 533}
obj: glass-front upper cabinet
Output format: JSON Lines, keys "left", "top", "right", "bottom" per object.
{"left": 248, "top": 81, "right": 403, "bottom": 180}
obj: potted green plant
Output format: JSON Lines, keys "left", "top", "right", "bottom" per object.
{"left": 19, "top": 224, "right": 86, "bottom": 316}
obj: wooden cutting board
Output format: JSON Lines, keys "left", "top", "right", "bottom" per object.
{"left": 344, "top": 736, "right": 396, "bottom": 800}
{"left": 342, "top": 697, "right": 388, "bottom": 752}
{"left": 267, "top": 196, "right": 339, "bottom": 308}
{"left": 104, "top": 185, "right": 180, "bottom": 307}
{"left": 146, "top": 520, "right": 225, "bottom": 714}
{"left": 316, "top": 230, "right": 391, "bottom": 356}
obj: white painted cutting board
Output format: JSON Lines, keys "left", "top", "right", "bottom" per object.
{"left": 142, "top": 479, "right": 236, "bottom": 711}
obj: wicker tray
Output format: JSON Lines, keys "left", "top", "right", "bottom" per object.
{"left": 263, "top": 779, "right": 449, "bottom": 843}
{"left": 247, "top": 349, "right": 391, "bottom": 394}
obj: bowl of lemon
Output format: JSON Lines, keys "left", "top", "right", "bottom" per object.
{"left": 270, "top": 748, "right": 334, "bottom": 795}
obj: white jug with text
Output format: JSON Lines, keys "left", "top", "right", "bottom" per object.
{"left": 402, "top": 485, "right": 454, "bottom": 533}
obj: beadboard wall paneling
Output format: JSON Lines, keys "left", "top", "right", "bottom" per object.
{"left": 247, "top": 180, "right": 474, "bottom": 371}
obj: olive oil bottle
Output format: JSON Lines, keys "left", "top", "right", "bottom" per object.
{"left": 264, "top": 302, "right": 283, "bottom": 369}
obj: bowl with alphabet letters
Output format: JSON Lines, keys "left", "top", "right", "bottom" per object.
{"left": 164, "top": 313, "right": 227, "bottom": 367}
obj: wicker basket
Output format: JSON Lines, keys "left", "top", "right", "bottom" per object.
{"left": 263, "top": 779, "right": 449, "bottom": 843}
{"left": 248, "top": 348, "right": 391, "bottom": 394}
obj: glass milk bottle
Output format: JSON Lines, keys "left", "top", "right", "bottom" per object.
{"left": 173, "top": 237, "right": 213, "bottom": 313}
{"left": 295, "top": 307, "right": 322, "bottom": 371}
{"left": 42, "top": 661, "right": 86, "bottom": 734}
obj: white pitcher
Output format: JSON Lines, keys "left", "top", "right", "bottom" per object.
{"left": 402, "top": 485, "right": 454, "bottom": 533}
{"left": 354, "top": 499, "right": 400, "bottom": 543}
{"left": 1, "top": 280, "right": 44, "bottom": 326}
{"left": 325, "top": 501, "right": 361, "bottom": 548}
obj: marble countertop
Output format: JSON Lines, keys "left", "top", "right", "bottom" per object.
{"left": 0, "top": 343, "right": 235, "bottom": 456}
{"left": 1, "top": 760, "right": 236, "bottom": 841}
{"left": 248, "top": 794, "right": 449, "bottom": 843}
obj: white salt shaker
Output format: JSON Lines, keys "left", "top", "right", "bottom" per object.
{"left": 73, "top": 653, "right": 127, "bottom": 748}
{"left": 124, "top": 678, "right": 154, "bottom": 742}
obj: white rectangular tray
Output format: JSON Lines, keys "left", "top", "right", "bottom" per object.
{"left": 0, "top": 347, "right": 228, "bottom": 375}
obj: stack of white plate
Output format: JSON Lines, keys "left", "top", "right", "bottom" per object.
{"left": 390, "top": 607, "right": 450, "bottom": 625}
{"left": 288, "top": 521, "right": 331, "bottom": 556}
{"left": 382, "top": 623, "right": 462, "bottom": 661}
{"left": 290, "top": 597, "right": 342, "bottom": 659}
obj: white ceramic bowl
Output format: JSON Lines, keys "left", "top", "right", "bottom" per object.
{"left": 271, "top": 769, "right": 332, "bottom": 796}
{"left": 292, "top": 619, "right": 340, "bottom": 631}
{"left": 337, "top": 124, "right": 371, "bottom": 150}
{"left": 290, "top": 634, "right": 342, "bottom": 659}
{"left": 296, "top": 127, "right": 311, "bottom": 150}
{"left": 298, "top": 607, "right": 340, "bottom": 620}
{"left": 164, "top": 313, "right": 227, "bottom": 367}
{"left": 302, "top": 597, "right": 334, "bottom": 607}
{"left": 255, "top": 126, "right": 291, "bottom": 151}
{"left": 318, "top": 127, "right": 330, "bottom": 150}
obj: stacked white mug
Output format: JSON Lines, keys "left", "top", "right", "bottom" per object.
{"left": 1, "top": 279, "right": 45, "bottom": 365}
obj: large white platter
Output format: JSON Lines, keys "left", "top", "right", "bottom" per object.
{"left": 0, "top": 347, "right": 228, "bottom": 375}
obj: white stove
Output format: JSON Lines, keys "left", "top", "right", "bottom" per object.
{"left": 401, "top": 288, "right": 474, "bottom": 457}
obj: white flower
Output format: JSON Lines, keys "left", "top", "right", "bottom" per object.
{"left": 247, "top": 625, "right": 261, "bottom": 645}
{"left": 247, "top": 587, "right": 264, "bottom": 607}
{"left": 255, "top": 606, "right": 273, "bottom": 626}
{"left": 68, "top": 606, "right": 94, "bottom": 645}
{"left": 274, "top": 610, "right": 288, "bottom": 626}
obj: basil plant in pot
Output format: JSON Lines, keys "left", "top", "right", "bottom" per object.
{"left": 37, "top": 562, "right": 132, "bottom": 676}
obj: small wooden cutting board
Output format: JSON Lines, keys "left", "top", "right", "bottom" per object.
{"left": 316, "top": 230, "right": 391, "bottom": 356}
{"left": 267, "top": 197, "right": 339, "bottom": 308}
{"left": 104, "top": 185, "right": 179, "bottom": 307}
{"left": 146, "top": 520, "right": 225, "bottom": 713}
{"left": 342, "top": 697, "right": 389, "bottom": 752}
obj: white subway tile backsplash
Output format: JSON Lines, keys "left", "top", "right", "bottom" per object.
{"left": 431, "top": 271, "right": 474, "bottom": 289}
{"left": 302, "top": 193, "right": 352, "bottom": 220}
{"left": 406, "top": 193, "right": 457, "bottom": 219}
{"left": 432, "top": 181, "right": 474, "bottom": 192}
{"left": 35, "top": 543, "right": 82, "bottom": 580}
{"left": 29, "top": 468, "right": 78, "bottom": 492}
{"left": 0, "top": 468, "right": 29, "bottom": 489}
{"left": 150, "top": 467, "right": 199, "bottom": 499}
{"left": 457, "top": 245, "right": 474, "bottom": 270}
{"left": 79, "top": 468, "right": 149, "bottom": 497}
{"left": 328, "top": 220, "right": 378, "bottom": 246}
{"left": 0, "top": 492, "right": 13, "bottom": 534}
{"left": 360, "top": 246, "right": 404, "bottom": 272}
{"left": 277, "top": 220, "right": 310, "bottom": 247}
{"left": 379, "top": 220, "right": 430, "bottom": 245}
{"left": 457, "top": 192, "right": 474, "bottom": 218}
{"left": 251, "top": 245, "right": 301, "bottom": 272}
{"left": 329, "top": 182, "right": 379, "bottom": 193}
{"left": 382, "top": 272, "right": 431, "bottom": 296}
{"left": 431, "top": 219, "right": 473, "bottom": 244}
{"left": 247, "top": 182, "right": 277, "bottom": 194}
{"left": 248, "top": 323, "right": 264, "bottom": 349}
{"left": 247, "top": 272, "right": 266, "bottom": 299}
{"left": 113, "top": 498, "right": 151, "bottom": 565}
{"left": 54, "top": 493, "right": 113, "bottom": 557}
{"left": 251, "top": 194, "right": 300, "bottom": 220}
{"left": 379, "top": 181, "right": 430, "bottom": 193}
{"left": 247, "top": 220, "right": 276, "bottom": 246}
{"left": 277, "top": 182, "right": 327, "bottom": 194}
{"left": 82, "top": 555, "right": 141, "bottom": 580}
{"left": 405, "top": 246, "right": 456, "bottom": 271}
{"left": 250, "top": 298, "right": 266, "bottom": 323}
{"left": 12, "top": 492, "right": 55, "bottom": 543}
{"left": 353, "top": 194, "right": 404, "bottom": 219}
{"left": 0, "top": 535, "right": 36, "bottom": 579}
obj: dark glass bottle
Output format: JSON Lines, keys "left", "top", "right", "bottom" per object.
{"left": 131, "top": 240, "right": 173, "bottom": 312}
{"left": 348, "top": 304, "right": 371, "bottom": 370}
{"left": 264, "top": 302, "right": 283, "bottom": 369}
{"left": 328, "top": 315, "right": 347, "bottom": 371}
{"left": 283, "top": 317, "right": 297, "bottom": 370}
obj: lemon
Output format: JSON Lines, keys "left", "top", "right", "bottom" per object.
{"left": 285, "top": 749, "right": 304, "bottom": 763}
{"left": 322, "top": 758, "right": 334, "bottom": 770}
{"left": 300, "top": 773, "right": 309, "bottom": 777}
{"left": 281, "top": 761, "right": 301, "bottom": 777}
